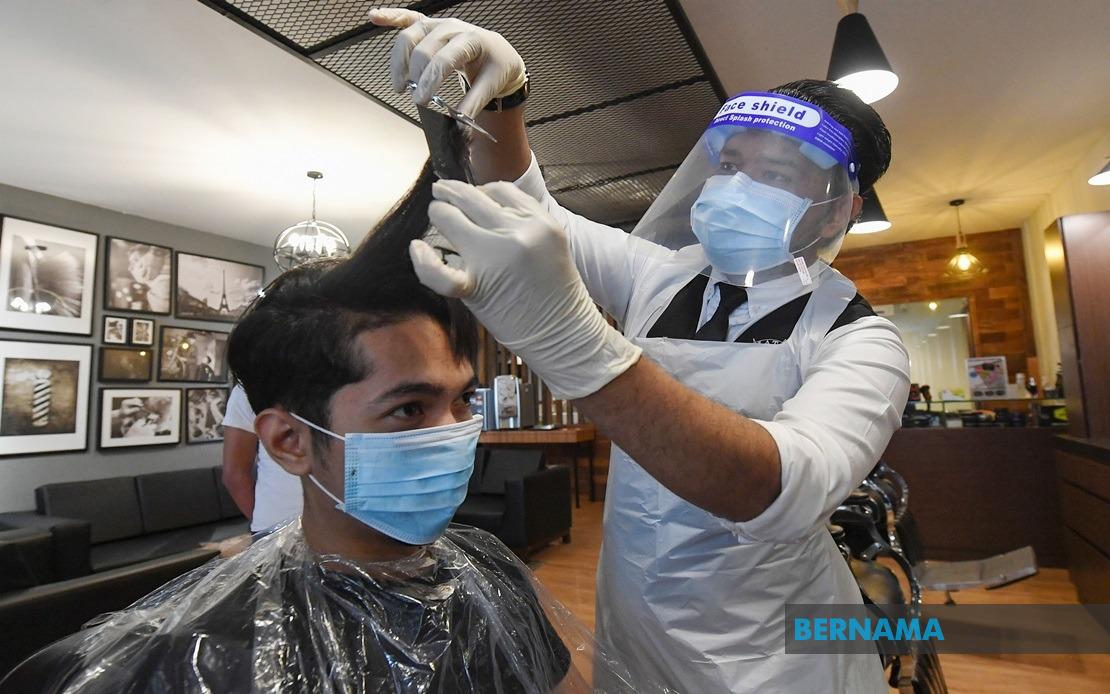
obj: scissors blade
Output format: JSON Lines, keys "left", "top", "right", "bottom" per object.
{"left": 406, "top": 81, "right": 498, "bottom": 143}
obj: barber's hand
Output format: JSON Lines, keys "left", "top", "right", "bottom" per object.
{"left": 410, "top": 180, "right": 642, "bottom": 400}
{"left": 368, "top": 8, "right": 526, "bottom": 119}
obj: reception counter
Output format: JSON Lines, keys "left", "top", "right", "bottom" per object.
{"left": 880, "top": 427, "right": 1065, "bottom": 567}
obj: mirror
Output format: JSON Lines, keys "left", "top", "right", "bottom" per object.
{"left": 879, "top": 298, "right": 972, "bottom": 400}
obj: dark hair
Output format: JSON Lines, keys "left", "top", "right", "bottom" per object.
{"left": 227, "top": 161, "right": 478, "bottom": 453}
{"left": 769, "top": 79, "right": 891, "bottom": 195}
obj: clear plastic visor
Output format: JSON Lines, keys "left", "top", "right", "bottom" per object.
{"left": 630, "top": 126, "right": 858, "bottom": 286}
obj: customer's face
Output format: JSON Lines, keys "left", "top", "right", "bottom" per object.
{"left": 311, "top": 315, "right": 477, "bottom": 477}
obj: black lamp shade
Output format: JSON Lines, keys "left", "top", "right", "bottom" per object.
{"left": 827, "top": 13, "right": 898, "bottom": 104}
{"left": 851, "top": 190, "right": 891, "bottom": 234}
{"left": 828, "top": 13, "right": 894, "bottom": 78}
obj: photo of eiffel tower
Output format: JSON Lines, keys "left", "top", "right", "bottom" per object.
{"left": 174, "top": 253, "right": 264, "bottom": 323}
{"left": 217, "top": 270, "right": 230, "bottom": 314}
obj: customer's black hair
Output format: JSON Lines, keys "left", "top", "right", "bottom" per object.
{"left": 769, "top": 79, "right": 891, "bottom": 195}
{"left": 227, "top": 157, "right": 478, "bottom": 455}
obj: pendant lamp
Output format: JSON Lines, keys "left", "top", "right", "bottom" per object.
{"left": 943, "top": 199, "right": 987, "bottom": 279}
{"left": 827, "top": 0, "right": 899, "bottom": 104}
{"left": 849, "top": 189, "right": 891, "bottom": 234}
{"left": 273, "top": 171, "right": 351, "bottom": 271}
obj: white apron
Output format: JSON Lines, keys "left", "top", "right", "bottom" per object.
{"left": 595, "top": 268, "right": 886, "bottom": 693}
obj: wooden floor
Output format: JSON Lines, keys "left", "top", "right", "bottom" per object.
{"left": 530, "top": 500, "right": 1110, "bottom": 693}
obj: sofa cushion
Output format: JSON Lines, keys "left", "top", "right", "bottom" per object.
{"left": 136, "top": 468, "right": 222, "bottom": 534}
{"left": 90, "top": 518, "right": 249, "bottom": 573}
{"left": 453, "top": 495, "right": 504, "bottom": 533}
{"left": 211, "top": 467, "right": 244, "bottom": 520}
{"left": 36, "top": 478, "right": 143, "bottom": 544}
{"left": 479, "top": 449, "right": 544, "bottom": 495}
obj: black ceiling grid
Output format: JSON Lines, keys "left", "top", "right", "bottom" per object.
{"left": 198, "top": 0, "right": 728, "bottom": 227}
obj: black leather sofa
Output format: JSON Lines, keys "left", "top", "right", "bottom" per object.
{"left": 2, "top": 466, "right": 248, "bottom": 574}
{"left": 454, "top": 447, "right": 572, "bottom": 558}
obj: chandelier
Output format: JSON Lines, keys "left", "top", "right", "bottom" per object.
{"left": 273, "top": 171, "right": 350, "bottom": 271}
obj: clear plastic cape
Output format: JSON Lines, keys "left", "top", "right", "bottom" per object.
{"left": 2, "top": 520, "right": 673, "bottom": 693}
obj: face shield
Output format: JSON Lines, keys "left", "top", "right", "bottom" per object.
{"left": 632, "top": 92, "right": 860, "bottom": 287}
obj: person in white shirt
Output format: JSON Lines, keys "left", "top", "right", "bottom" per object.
{"left": 370, "top": 9, "right": 910, "bottom": 692}
{"left": 222, "top": 384, "right": 302, "bottom": 533}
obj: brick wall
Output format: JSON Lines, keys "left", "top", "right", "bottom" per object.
{"left": 834, "top": 229, "right": 1036, "bottom": 383}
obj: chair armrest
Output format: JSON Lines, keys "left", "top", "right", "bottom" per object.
{"left": 0, "top": 512, "right": 92, "bottom": 580}
{"left": 501, "top": 466, "right": 572, "bottom": 549}
{"left": 0, "top": 547, "right": 218, "bottom": 678}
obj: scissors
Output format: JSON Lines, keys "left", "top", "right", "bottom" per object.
{"left": 405, "top": 80, "right": 498, "bottom": 143}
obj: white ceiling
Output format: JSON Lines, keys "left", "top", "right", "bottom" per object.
{"left": 1, "top": 0, "right": 1108, "bottom": 252}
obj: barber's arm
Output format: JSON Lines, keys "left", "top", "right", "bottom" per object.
{"left": 575, "top": 319, "right": 909, "bottom": 529}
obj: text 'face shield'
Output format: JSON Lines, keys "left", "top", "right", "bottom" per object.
{"left": 632, "top": 92, "right": 860, "bottom": 286}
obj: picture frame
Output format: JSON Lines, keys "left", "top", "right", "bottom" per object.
{"left": 185, "top": 387, "right": 229, "bottom": 444}
{"left": 157, "top": 326, "right": 229, "bottom": 383}
{"left": 174, "top": 252, "right": 263, "bottom": 323}
{"left": 98, "top": 346, "right": 154, "bottom": 383}
{"left": 0, "top": 340, "right": 92, "bottom": 457}
{"left": 98, "top": 387, "right": 181, "bottom": 449}
{"left": 0, "top": 217, "right": 98, "bottom": 335}
{"left": 130, "top": 318, "right": 155, "bottom": 346}
{"left": 103, "top": 237, "right": 173, "bottom": 315}
{"left": 102, "top": 315, "right": 129, "bottom": 345}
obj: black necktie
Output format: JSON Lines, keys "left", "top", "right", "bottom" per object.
{"left": 694, "top": 283, "right": 748, "bottom": 341}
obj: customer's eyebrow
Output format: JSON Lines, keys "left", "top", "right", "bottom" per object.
{"left": 374, "top": 376, "right": 479, "bottom": 404}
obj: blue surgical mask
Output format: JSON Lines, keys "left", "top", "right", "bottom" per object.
{"left": 689, "top": 172, "right": 813, "bottom": 274}
{"left": 292, "top": 413, "right": 483, "bottom": 545}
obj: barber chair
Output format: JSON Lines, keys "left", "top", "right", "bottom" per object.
{"left": 832, "top": 464, "right": 948, "bottom": 693}
{"left": 865, "top": 462, "right": 1037, "bottom": 600}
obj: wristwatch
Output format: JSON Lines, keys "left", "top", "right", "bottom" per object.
{"left": 484, "top": 74, "right": 530, "bottom": 112}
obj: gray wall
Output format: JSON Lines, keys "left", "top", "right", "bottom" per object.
{"left": 0, "top": 183, "right": 273, "bottom": 512}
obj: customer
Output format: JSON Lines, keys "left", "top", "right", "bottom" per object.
{"left": 0, "top": 163, "right": 619, "bottom": 693}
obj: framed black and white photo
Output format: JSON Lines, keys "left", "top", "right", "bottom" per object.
{"left": 104, "top": 237, "right": 172, "bottom": 315}
{"left": 98, "top": 347, "right": 153, "bottom": 383}
{"left": 130, "top": 318, "right": 154, "bottom": 346}
{"left": 174, "top": 252, "right": 263, "bottom": 323}
{"left": 103, "top": 315, "right": 128, "bottom": 344}
{"left": 98, "top": 388, "right": 181, "bottom": 449}
{"left": 158, "top": 326, "right": 228, "bottom": 383}
{"left": 185, "top": 387, "right": 228, "bottom": 444}
{"left": 0, "top": 340, "right": 91, "bottom": 456}
{"left": 0, "top": 218, "right": 98, "bottom": 335}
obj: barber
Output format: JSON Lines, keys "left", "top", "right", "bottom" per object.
{"left": 371, "top": 9, "right": 909, "bottom": 692}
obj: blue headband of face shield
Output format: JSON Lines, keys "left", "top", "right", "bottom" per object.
{"left": 703, "top": 92, "right": 859, "bottom": 181}
{"left": 291, "top": 413, "right": 484, "bottom": 545}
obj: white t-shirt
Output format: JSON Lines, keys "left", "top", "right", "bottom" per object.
{"left": 223, "top": 385, "right": 303, "bottom": 532}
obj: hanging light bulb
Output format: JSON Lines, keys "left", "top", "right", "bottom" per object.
{"left": 826, "top": 0, "right": 899, "bottom": 104}
{"left": 943, "top": 199, "right": 987, "bottom": 279}
{"left": 273, "top": 171, "right": 351, "bottom": 271}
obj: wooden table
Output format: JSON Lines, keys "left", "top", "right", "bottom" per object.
{"left": 479, "top": 424, "right": 597, "bottom": 507}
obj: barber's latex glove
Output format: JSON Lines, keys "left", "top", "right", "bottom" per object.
{"left": 368, "top": 8, "right": 527, "bottom": 120}
{"left": 410, "top": 180, "right": 642, "bottom": 400}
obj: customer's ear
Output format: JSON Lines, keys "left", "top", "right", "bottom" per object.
{"left": 254, "top": 409, "right": 314, "bottom": 477}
